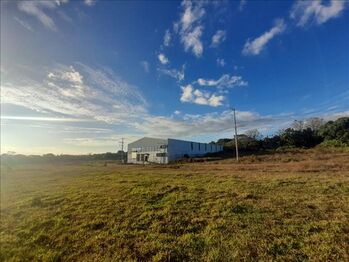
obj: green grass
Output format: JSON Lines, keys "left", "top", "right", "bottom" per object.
{"left": 1, "top": 149, "right": 349, "bottom": 261}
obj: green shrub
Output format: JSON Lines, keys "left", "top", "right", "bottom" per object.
{"left": 319, "top": 139, "right": 348, "bottom": 148}
{"left": 318, "top": 117, "right": 349, "bottom": 144}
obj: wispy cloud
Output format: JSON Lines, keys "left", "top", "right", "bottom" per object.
{"left": 180, "top": 84, "right": 224, "bottom": 107}
{"left": 17, "top": 1, "right": 68, "bottom": 31}
{"left": 182, "top": 73, "right": 248, "bottom": 108}
{"left": 58, "top": 10, "right": 72, "bottom": 23}
{"left": 1, "top": 63, "right": 147, "bottom": 124}
{"left": 182, "top": 25, "right": 204, "bottom": 57}
{"left": 239, "top": 0, "right": 247, "bottom": 12}
{"left": 163, "top": 29, "right": 171, "bottom": 46}
{"left": 216, "top": 58, "right": 226, "bottom": 67}
{"left": 13, "top": 16, "right": 34, "bottom": 32}
{"left": 140, "top": 61, "right": 150, "bottom": 73}
{"left": 84, "top": 0, "right": 97, "bottom": 7}
{"left": 158, "top": 53, "right": 169, "bottom": 64}
{"left": 196, "top": 74, "right": 248, "bottom": 90}
{"left": 242, "top": 19, "right": 286, "bottom": 56}
{"left": 175, "top": 1, "right": 205, "bottom": 57}
{"left": 135, "top": 110, "right": 292, "bottom": 138}
{"left": 211, "top": 30, "right": 226, "bottom": 47}
{"left": 0, "top": 116, "right": 90, "bottom": 122}
{"left": 290, "top": 0, "right": 347, "bottom": 27}
{"left": 48, "top": 66, "right": 83, "bottom": 84}
{"left": 158, "top": 64, "right": 185, "bottom": 82}
{"left": 63, "top": 135, "right": 131, "bottom": 147}
{"left": 124, "top": 99, "right": 349, "bottom": 140}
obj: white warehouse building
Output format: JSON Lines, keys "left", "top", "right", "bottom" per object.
{"left": 127, "top": 137, "right": 223, "bottom": 164}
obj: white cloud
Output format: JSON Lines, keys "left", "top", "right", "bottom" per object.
{"left": 46, "top": 66, "right": 85, "bottom": 97}
{"left": 239, "top": 0, "right": 247, "bottom": 12}
{"left": 196, "top": 74, "right": 248, "bottom": 90}
{"left": 181, "top": 26, "right": 204, "bottom": 57}
{"left": 290, "top": 0, "right": 347, "bottom": 27}
{"left": 56, "top": 0, "right": 69, "bottom": 5}
{"left": 180, "top": 84, "right": 224, "bottom": 107}
{"left": 0, "top": 116, "right": 89, "bottom": 122}
{"left": 63, "top": 136, "right": 126, "bottom": 147}
{"left": 163, "top": 29, "right": 171, "bottom": 46}
{"left": 58, "top": 10, "right": 72, "bottom": 23}
{"left": 216, "top": 58, "right": 226, "bottom": 67}
{"left": 158, "top": 64, "right": 185, "bottom": 82}
{"left": 1, "top": 63, "right": 147, "bottom": 124}
{"left": 17, "top": 1, "right": 68, "bottom": 31}
{"left": 134, "top": 109, "right": 291, "bottom": 139}
{"left": 180, "top": 84, "right": 194, "bottom": 102}
{"left": 180, "top": 1, "right": 205, "bottom": 31}
{"left": 134, "top": 104, "right": 349, "bottom": 138}
{"left": 140, "top": 61, "right": 150, "bottom": 73}
{"left": 13, "top": 16, "right": 34, "bottom": 32}
{"left": 158, "top": 53, "right": 169, "bottom": 64}
{"left": 3, "top": 65, "right": 347, "bottom": 152}
{"left": 211, "top": 30, "right": 226, "bottom": 47}
{"left": 176, "top": 1, "right": 205, "bottom": 57}
{"left": 84, "top": 0, "right": 96, "bottom": 6}
{"left": 49, "top": 66, "right": 83, "bottom": 85}
{"left": 242, "top": 19, "right": 286, "bottom": 56}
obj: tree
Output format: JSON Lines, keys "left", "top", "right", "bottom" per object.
{"left": 245, "top": 129, "right": 262, "bottom": 140}
{"left": 262, "top": 135, "right": 281, "bottom": 149}
{"left": 305, "top": 117, "right": 324, "bottom": 131}
{"left": 279, "top": 128, "right": 322, "bottom": 148}
{"left": 292, "top": 120, "right": 305, "bottom": 131}
{"left": 318, "top": 117, "right": 349, "bottom": 145}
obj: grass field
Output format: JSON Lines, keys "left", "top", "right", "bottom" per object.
{"left": 1, "top": 149, "right": 349, "bottom": 261}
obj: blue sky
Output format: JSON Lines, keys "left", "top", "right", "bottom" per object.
{"left": 1, "top": 0, "right": 348, "bottom": 154}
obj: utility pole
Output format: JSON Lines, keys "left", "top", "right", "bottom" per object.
{"left": 120, "top": 138, "right": 124, "bottom": 152}
{"left": 118, "top": 138, "right": 126, "bottom": 164}
{"left": 233, "top": 108, "right": 239, "bottom": 162}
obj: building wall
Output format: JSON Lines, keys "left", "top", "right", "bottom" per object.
{"left": 167, "top": 139, "right": 223, "bottom": 162}
{"left": 127, "top": 137, "right": 223, "bottom": 164}
{"left": 127, "top": 137, "right": 168, "bottom": 164}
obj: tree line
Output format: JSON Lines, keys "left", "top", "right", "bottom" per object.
{"left": 1, "top": 151, "right": 127, "bottom": 165}
{"left": 215, "top": 117, "right": 349, "bottom": 152}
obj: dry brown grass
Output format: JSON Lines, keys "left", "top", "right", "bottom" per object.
{"left": 1, "top": 148, "right": 348, "bottom": 261}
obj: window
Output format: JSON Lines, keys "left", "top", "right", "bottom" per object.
{"left": 131, "top": 152, "right": 137, "bottom": 159}
{"left": 132, "top": 147, "right": 140, "bottom": 152}
{"left": 191, "top": 142, "right": 193, "bottom": 151}
{"left": 156, "top": 153, "right": 167, "bottom": 157}
{"left": 205, "top": 144, "right": 207, "bottom": 151}
{"left": 198, "top": 143, "right": 200, "bottom": 151}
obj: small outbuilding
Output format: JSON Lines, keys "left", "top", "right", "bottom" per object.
{"left": 127, "top": 137, "right": 223, "bottom": 164}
